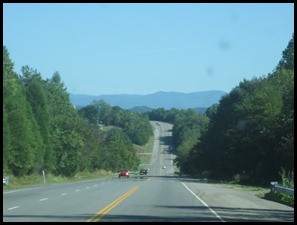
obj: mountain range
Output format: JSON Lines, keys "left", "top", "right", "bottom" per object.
{"left": 69, "top": 90, "right": 227, "bottom": 110}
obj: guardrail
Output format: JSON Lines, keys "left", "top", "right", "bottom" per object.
{"left": 270, "top": 181, "right": 294, "bottom": 196}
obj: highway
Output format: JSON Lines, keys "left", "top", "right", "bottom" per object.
{"left": 3, "top": 121, "right": 294, "bottom": 222}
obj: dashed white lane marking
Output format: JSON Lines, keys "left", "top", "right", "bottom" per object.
{"left": 5, "top": 183, "right": 107, "bottom": 212}
{"left": 5, "top": 184, "right": 106, "bottom": 212}
{"left": 181, "top": 182, "right": 225, "bottom": 222}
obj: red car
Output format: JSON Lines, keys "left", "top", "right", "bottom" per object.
{"left": 118, "top": 169, "right": 129, "bottom": 178}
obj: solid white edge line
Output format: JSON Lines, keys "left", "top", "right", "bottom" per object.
{"left": 8, "top": 206, "right": 19, "bottom": 210}
{"left": 181, "top": 182, "right": 225, "bottom": 222}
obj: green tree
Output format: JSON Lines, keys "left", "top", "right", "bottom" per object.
{"left": 173, "top": 110, "right": 209, "bottom": 174}
{"left": 3, "top": 46, "right": 43, "bottom": 176}
{"left": 3, "top": 102, "right": 11, "bottom": 173}
{"left": 123, "top": 112, "right": 153, "bottom": 146}
{"left": 45, "top": 72, "right": 84, "bottom": 177}
{"left": 78, "top": 104, "right": 98, "bottom": 124}
{"left": 93, "top": 99, "right": 112, "bottom": 125}
{"left": 276, "top": 33, "right": 294, "bottom": 71}
{"left": 100, "top": 128, "right": 140, "bottom": 171}
{"left": 205, "top": 103, "right": 219, "bottom": 119}
{"left": 21, "top": 66, "right": 53, "bottom": 171}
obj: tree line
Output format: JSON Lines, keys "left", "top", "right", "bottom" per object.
{"left": 78, "top": 100, "right": 153, "bottom": 146}
{"left": 164, "top": 34, "right": 293, "bottom": 186}
{"left": 145, "top": 108, "right": 210, "bottom": 170}
{"left": 3, "top": 46, "right": 152, "bottom": 177}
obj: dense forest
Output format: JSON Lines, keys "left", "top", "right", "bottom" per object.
{"left": 168, "top": 34, "right": 294, "bottom": 186}
{"left": 3, "top": 48, "right": 152, "bottom": 177}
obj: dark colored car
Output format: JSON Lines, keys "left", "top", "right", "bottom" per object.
{"left": 140, "top": 169, "right": 148, "bottom": 175}
{"left": 118, "top": 169, "right": 129, "bottom": 178}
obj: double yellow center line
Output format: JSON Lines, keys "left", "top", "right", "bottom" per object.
{"left": 86, "top": 185, "right": 138, "bottom": 222}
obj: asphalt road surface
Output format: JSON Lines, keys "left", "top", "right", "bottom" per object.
{"left": 3, "top": 121, "right": 294, "bottom": 222}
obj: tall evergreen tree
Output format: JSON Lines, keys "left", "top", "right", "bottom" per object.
{"left": 21, "top": 66, "right": 53, "bottom": 171}
{"left": 3, "top": 46, "right": 43, "bottom": 176}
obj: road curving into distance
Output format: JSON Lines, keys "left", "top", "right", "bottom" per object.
{"left": 3, "top": 121, "right": 294, "bottom": 222}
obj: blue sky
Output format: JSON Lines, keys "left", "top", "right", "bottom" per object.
{"left": 3, "top": 3, "right": 294, "bottom": 95}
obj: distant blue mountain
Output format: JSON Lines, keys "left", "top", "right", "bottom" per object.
{"left": 69, "top": 90, "right": 227, "bottom": 110}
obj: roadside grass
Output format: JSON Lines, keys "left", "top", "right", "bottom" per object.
{"left": 222, "top": 182, "right": 294, "bottom": 207}
{"left": 3, "top": 170, "right": 115, "bottom": 190}
{"left": 263, "top": 191, "right": 294, "bottom": 208}
{"left": 223, "top": 182, "right": 270, "bottom": 198}
{"left": 134, "top": 135, "right": 155, "bottom": 169}
{"left": 219, "top": 180, "right": 294, "bottom": 207}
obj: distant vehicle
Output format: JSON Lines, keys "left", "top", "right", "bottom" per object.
{"left": 140, "top": 169, "right": 148, "bottom": 175}
{"left": 118, "top": 169, "right": 129, "bottom": 178}
{"left": 162, "top": 166, "right": 166, "bottom": 169}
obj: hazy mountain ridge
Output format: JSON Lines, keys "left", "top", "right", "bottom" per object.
{"left": 69, "top": 90, "right": 227, "bottom": 109}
